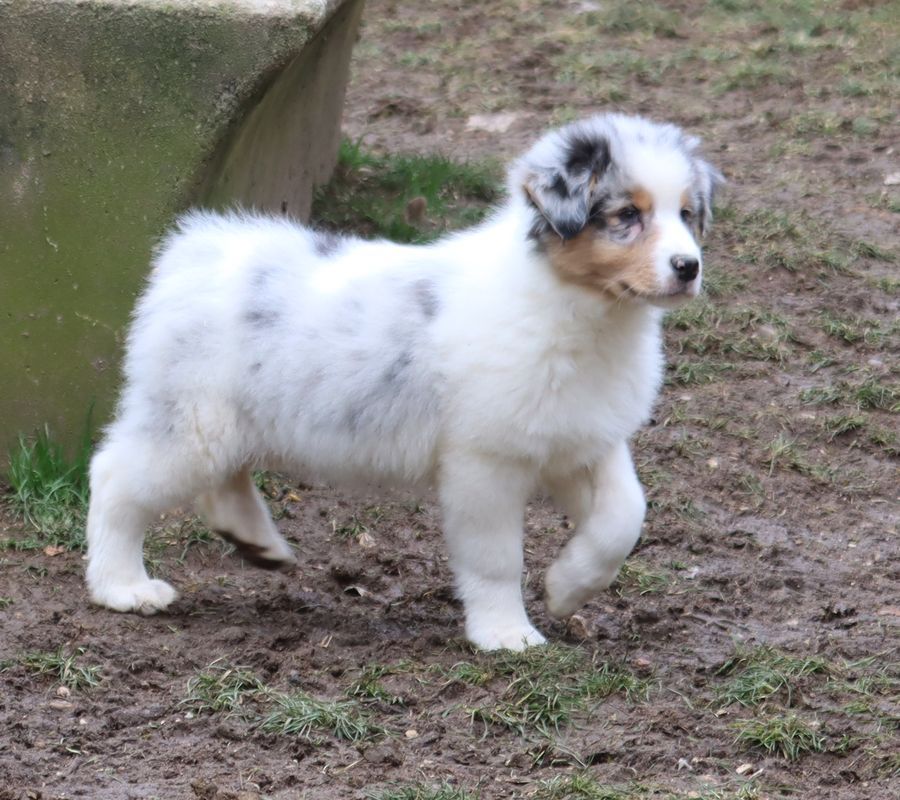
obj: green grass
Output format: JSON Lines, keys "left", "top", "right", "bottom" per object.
{"left": 183, "top": 660, "right": 266, "bottom": 715}
{"left": 853, "top": 378, "right": 900, "bottom": 412}
{"left": 261, "top": 690, "right": 383, "bottom": 742}
{"left": 4, "top": 412, "right": 94, "bottom": 549}
{"left": 765, "top": 433, "right": 799, "bottom": 477}
{"left": 184, "top": 660, "right": 382, "bottom": 742}
{"left": 667, "top": 359, "right": 734, "bottom": 387}
{"left": 348, "top": 662, "right": 408, "bottom": 706}
{"left": 868, "top": 426, "right": 899, "bottom": 457}
{"left": 311, "top": 140, "right": 501, "bottom": 244}
{"left": 820, "top": 313, "right": 896, "bottom": 348}
{"left": 465, "top": 645, "right": 652, "bottom": 736}
{"left": 587, "top": 1, "right": 681, "bottom": 38}
{"left": 15, "top": 647, "right": 102, "bottom": 690}
{"left": 717, "top": 61, "right": 792, "bottom": 92}
{"left": 370, "top": 784, "right": 477, "bottom": 800}
{"left": 716, "top": 645, "right": 828, "bottom": 708}
{"left": 332, "top": 505, "right": 385, "bottom": 543}
{"left": 616, "top": 561, "right": 670, "bottom": 595}
{"left": 666, "top": 301, "right": 794, "bottom": 364}
{"left": 826, "top": 657, "right": 900, "bottom": 726}
{"left": 821, "top": 414, "right": 867, "bottom": 441}
{"left": 732, "top": 713, "right": 826, "bottom": 760}
{"left": 174, "top": 519, "right": 219, "bottom": 564}
{"left": 765, "top": 433, "right": 840, "bottom": 483}
{"left": 533, "top": 774, "right": 639, "bottom": 800}
{"left": 532, "top": 775, "right": 766, "bottom": 800}
{"left": 725, "top": 206, "right": 872, "bottom": 277}
{"left": 800, "top": 377, "right": 900, "bottom": 412}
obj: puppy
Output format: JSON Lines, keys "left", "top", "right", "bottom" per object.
{"left": 85, "top": 113, "right": 722, "bottom": 651}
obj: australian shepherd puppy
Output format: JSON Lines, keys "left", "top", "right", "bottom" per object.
{"left": 86, "top": 113, "right": 722, "bottom": 651}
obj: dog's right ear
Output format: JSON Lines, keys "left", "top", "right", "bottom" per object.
{"left": 523, "top": 134, "right": 611, "bottom": 242}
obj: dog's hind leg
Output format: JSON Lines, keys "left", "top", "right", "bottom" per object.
{"left": 86, "top": 441, "right": 182, "bottom": 614}
{"left": 195, "top": 468, "right": 295, "bottom": 570}
{"left": 543, "top": 441, "right": 646, "bottom": 619}
{"left": 439, "top": 452, "right": 546, "bottom": 651}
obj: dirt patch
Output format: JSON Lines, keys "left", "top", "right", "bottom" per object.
{"left": 1, "top": 1, "right": 898, "bottom": 798}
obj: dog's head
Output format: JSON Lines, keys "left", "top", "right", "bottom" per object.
{"left": 513, "top": 114, "right": 723, "bottom": 306}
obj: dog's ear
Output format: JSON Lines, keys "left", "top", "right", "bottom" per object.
{"left": 695, "top": 158, "right": 725, "bottom": 236}
{"left": 523, "top": 134, "right": 611, "bottom": 241}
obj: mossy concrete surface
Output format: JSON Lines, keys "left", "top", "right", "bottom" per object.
{"left": 0, "top": 0, "right": 363, "bottom": 456}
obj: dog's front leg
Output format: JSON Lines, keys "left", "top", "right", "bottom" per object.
{"left": 439, "top": 451, "right": 546, "bottom": 651}
{"left": 544, "top": 441, "right": 646, "bottom": 618}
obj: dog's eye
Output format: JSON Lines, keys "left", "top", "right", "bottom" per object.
{"left": 616, "top": 206, "right": 641, "bottom": 223}
{"left": 681, "top": 208, "right": 694, "bottom": 224}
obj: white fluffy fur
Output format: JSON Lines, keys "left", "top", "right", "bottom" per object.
{"left": 86, "top": 113, "right": 718, "bottom": 650}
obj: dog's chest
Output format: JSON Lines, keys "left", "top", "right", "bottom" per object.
{"left": 456, "top": 327, "right": 663, "bottom": 466}
{"left": 534, "top": 343, "right": 659, "bottom": 443}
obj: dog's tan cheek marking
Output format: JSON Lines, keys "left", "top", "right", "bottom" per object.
{"left": 546, "top": 228, "right": 661, "bottom": 297}
{"left": 631, "top": 187, "right": 654, "bottom": 214}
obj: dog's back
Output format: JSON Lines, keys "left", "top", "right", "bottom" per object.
{"left": 118, "top": 212, "right": 446, "bottom": 485}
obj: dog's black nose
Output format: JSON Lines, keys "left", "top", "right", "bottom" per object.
{"left": 671, "top": 255, "right": 699, "bottom": 282}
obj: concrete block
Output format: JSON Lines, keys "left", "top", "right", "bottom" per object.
{"left": 0, "top": 0, "right": 364, "bottom": 453}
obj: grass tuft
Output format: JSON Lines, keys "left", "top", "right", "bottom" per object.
{"left": 261, "top": 690, "right": 383, "bottom": 742}
{"left": 591, "top": 2, "right": 681, "bottom": 38}
{"left": 5, "top": 412, "right": 94, "bottom": 549}
{"left": 17, "top": 647, "right": 102, "bottom": 690}
{"left": 184, "top": 660, "right": 381, "bottom": 742}
{"left": 732, "top": 713, "right": 826, "bottom": 760}
{"left": 184, "top": 660, "right": 266, "bottom": 715}
{"left": 616, "top": 561, "right": 671, "bottom": 595}
{"left": 466, "top": 645, "right": 652, "bottom": 736}
{"left": 348, "top": 662, "right": 408, "bottom": 706}
{"left": 716, "top": 645, "right": 828, "bottom": 708}
{"left": 370, "top": 784, "right": 477, "bottom": 800}
{"left": 822, "top": 414, "right": 866, "bottom": 441}
{"left": 533, "top": 773, "right": 637, "bottom": 800}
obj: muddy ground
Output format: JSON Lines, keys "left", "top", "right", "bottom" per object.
{"left": 1, "top": 1, "right": 898, "bottom": 798}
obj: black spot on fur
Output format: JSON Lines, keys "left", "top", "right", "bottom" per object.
{"left": 527, "top": 220, "right": 545, "bottom": 241}
{"left": 588, "top": 194, "right": 611, "bottom": 227}
{"left": 251, "top": 266, "right": 274, "bottom": 290}
{"left": 413, "top": 279, "right": 439, "bottom": 319}
{"left": 565, "top": 135, "right": 611, "bottom": 178}
{"left": 384, "top": 350, "right": 412, "bottom": 385}
{"left": 549, "top": 173, "right": 570, "bottom": 198}
{"left": 244, "top": 309, "right": 279, "bottom": 328}
{"left": 313, "top": 231, "right": 343, "bottom": 257}
{"left": 525, "top": 190, "right": 589, "bottom": 242}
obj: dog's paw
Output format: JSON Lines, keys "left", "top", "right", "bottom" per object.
{"left": 90, "top": 578, "right": 179, "bottom": 615}
{"left": 216, "top": 529, "right": 297, "bottom": 571}
{"left": 467, "top": 622, "right": 547, "bottom": 652}
{"left": 544, "top": 563, "right": 596, "bottom": 619}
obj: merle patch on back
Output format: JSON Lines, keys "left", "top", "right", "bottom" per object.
{"left": 313, "top": 231, "right": 343, "bottom": 258}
